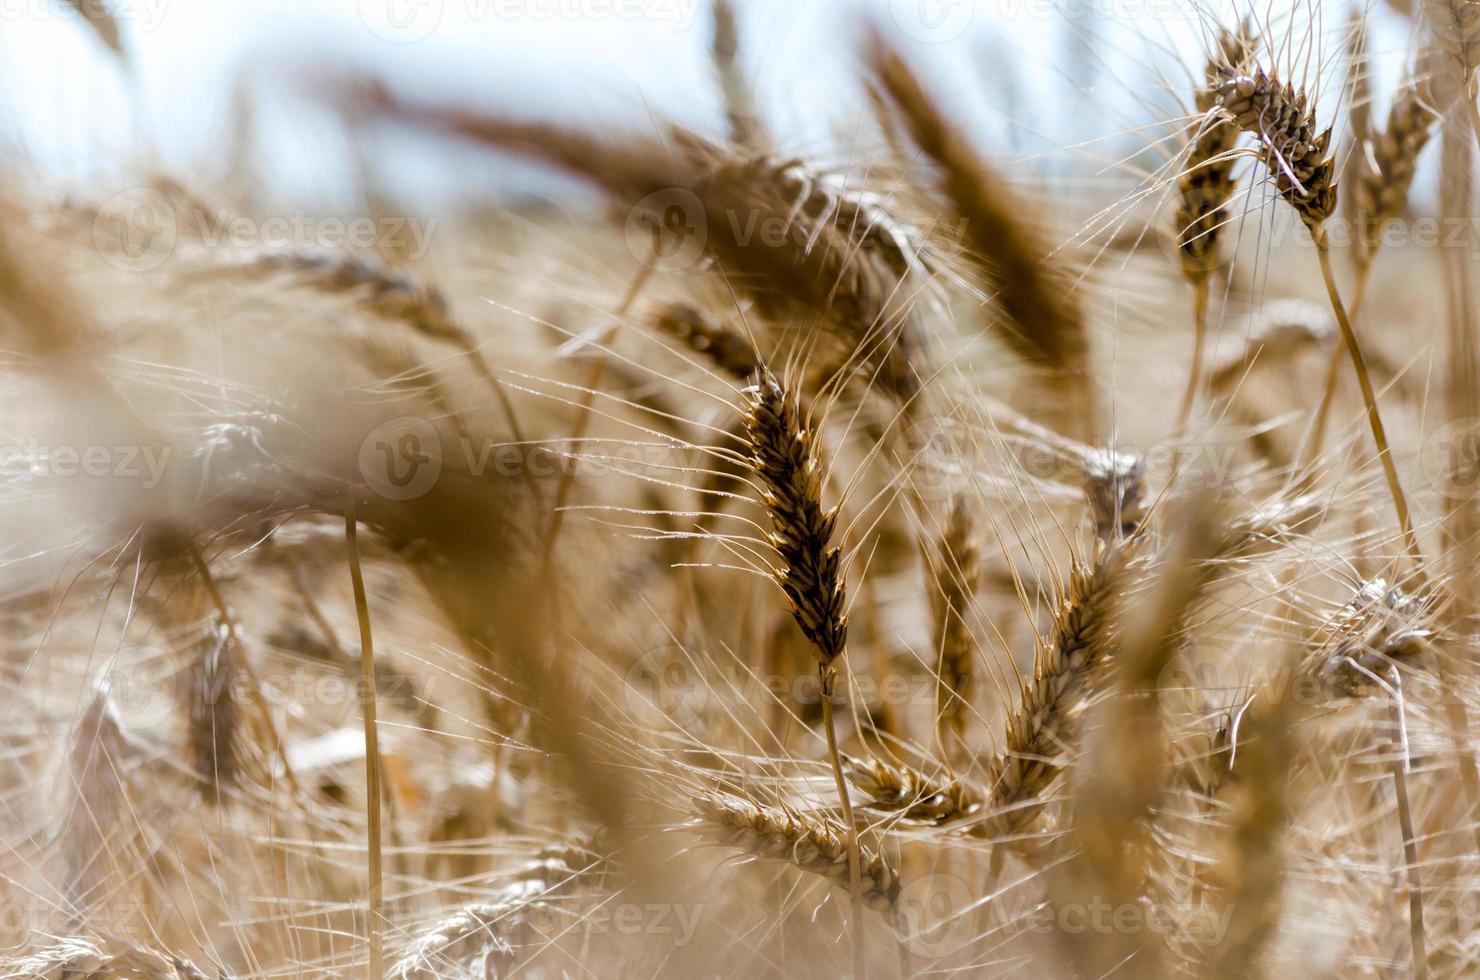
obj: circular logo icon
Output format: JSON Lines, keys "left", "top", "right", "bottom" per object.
{"left": 902, "top": 414, "right": 975, "bottom": 501}
{"left": 357, "top": 0, "right": 444, "bottom": 43}
{"left": 890, "top": 0, "right": 975, "bottom": 44}
{"left": 624, "top": 188, "right": 707, "bottom": 273}
{"left": 1422, "top": 417, "right": 1480, "bottom": 500}
{"left": 622, "top": 644, "right": 709, "bottom": 728}
{"left": 359, "top": 416, "right": 442, "bottom": 500}
{"left": 896, "top": 873, "right": 975, "bottom": 957}
{"left": 92, "top": 187, "right": 177, "bottom": 272}
{"left": 110, "top": 660, "right": 176, "bottom": 735}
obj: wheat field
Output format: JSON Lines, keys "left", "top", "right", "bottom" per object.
{"left": 2, "top": 0, "right": 1480, "bottom": 977}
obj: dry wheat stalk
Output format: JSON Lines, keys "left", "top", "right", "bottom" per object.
{"left": 694, "top": 792, "right": 900, "bottom": 911}
{"left": 740, "top": 369, "right": 866, "bottom": 972}
{"left": 932, "top": 494, "right": 980, "bottom": 747}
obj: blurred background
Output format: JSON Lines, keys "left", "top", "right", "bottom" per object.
{"left": 0, "top": 0, "right": 1427, "bottom": 211}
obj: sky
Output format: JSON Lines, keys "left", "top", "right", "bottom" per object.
{"left": 0, "top": 0, "right": 1418, "bottom": 209}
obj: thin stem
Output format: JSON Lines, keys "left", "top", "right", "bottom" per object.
{"left": 1177, "top": 278, "right": 1210, "bottom": 431}
{"left": 1314, "top": 231, "right": 1425, "bottom": 573}
{"left": 346, "top": 500, "right": 384, "bottom": 980}
{"left": 1387, "top": 671, "right": 1427, "bottom": 980}
{"left": 822, "top": 668, "right": 866, "bottom": 980}
{"left": 1467, "top": 74, "right": 1480, "bottom": 161}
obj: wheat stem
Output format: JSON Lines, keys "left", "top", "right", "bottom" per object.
{"left": 1177, "top": 278, "right": 1210, "bottom": 430}
{"left": 345, "top": 498, "right": 384, "bottom": 980}
{"left": 1315, "top": 231, "right": 1424, "bottom": 573}
{"left": 823, "top": 671, "right": 867, "bottom": 980}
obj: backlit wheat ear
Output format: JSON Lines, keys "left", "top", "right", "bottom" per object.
{"left": 1216, "top": 68, "right": 1339, "bottom": 231}
{"left": 1176, "top": 21, "right": 1260, "bottom": 283}
{"left": 1424, "top": 0, "right": 1480, "bottom": 83}
{"left": 184, "top": 247, "right": 461, "bottom": 342}
{"left": 694, "top": 792, "right": 900, "bottom": 911}
{"left": 710, "top": 0, "right": 764, "bottom": 149}
{"left": 388, "top": 841, "right": 610, "bottom": 979}
{"left": 1354, "top": 79, "right": 1441, "bottom": 267}
{"left": 932, "top": 494, "right": 980, "bottom": 749}
{"left": 1220, "top": 66, "right": 1422, "bottom": 571}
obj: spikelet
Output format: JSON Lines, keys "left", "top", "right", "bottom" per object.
{"left": 0, "top": 937, "right": 215, "bottom": 979}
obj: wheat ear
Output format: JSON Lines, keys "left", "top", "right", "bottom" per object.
{"left": 2, "top": 936, "right": 217, "bottom": 979}
{"left": 932, "top": 494, "right": 980, "bottom": 751}
{"left": 741, "top": 371, "right": 865, "bottom": 975}
{"left": 1174, "top": 22, "right": 1258, "bottom": 426}
{"left": 984, "top": 540, "right": 1136, "bottom": 844}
